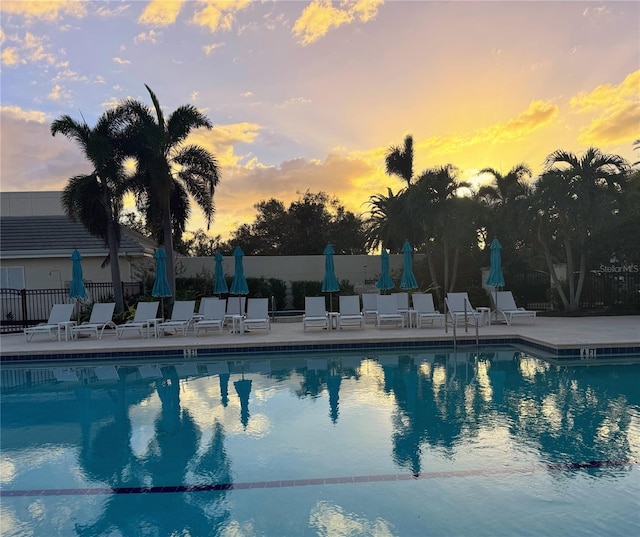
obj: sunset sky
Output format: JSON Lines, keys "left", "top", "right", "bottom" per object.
{"left": 1, "top": 0, "right": 638, "bottom": 241}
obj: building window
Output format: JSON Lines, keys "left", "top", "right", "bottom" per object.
{"left": 1, "top": 266, "right": 25, "bottom": 289}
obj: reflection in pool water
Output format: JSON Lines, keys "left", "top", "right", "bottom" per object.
{"left": 1, "top": 348, "right": 639, "bottom": 536}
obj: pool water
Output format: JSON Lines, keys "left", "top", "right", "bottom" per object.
{"left": 1, "top": 348, "right": 639, "bottom": 536}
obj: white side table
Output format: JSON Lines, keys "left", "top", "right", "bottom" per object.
{"left": 231, "top": 315, "right": 244, "bottom": 334}
{"left": 147, "top": 318, "right": 163, "bottom": 338}
{"left": 57, "top": 321, "right": 77, "bottom": 341}
{"left": 328, "top": 312, "right": 340, "bottom": 330}
{"left": 476, "top": 307, "right": 491, "bottom": 326}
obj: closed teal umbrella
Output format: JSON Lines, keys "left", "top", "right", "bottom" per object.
{"left": 375, "top": 249, "right": 395, "bottom": 291}
{"left": 400, "top": 240, "right": 418, "bottom": 290}
{"left": 69, "top": 249, "right": 86, "bottom": 299}
{"left": 152, "top": 247, "right": 171, "bottom": 319}
{"left": 230, "top": 246, "right": 249, "bottom": 295}
{"left": 230, "top": 246, "right": 249, "bottom": 315}
{"left": 213, "top": 252, "right": 228, "bottom": 295}
{"left": 485, "top": 237, "right": 505, "bottom": 313}
{"left": 322, "top": 243, "right": 340, "bottom": 312}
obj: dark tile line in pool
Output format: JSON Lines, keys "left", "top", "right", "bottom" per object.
{"left": 2, "top": 339, "right": 638, "bottom": 363}
{"left": 2, "top": 459, "right": 637, "bottom": 498}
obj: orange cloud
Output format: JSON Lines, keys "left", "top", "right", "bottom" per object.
{"left": 578, "top": 101, "right": 640, "bottom": 145}
{"left": 200, "top": 153, "right": 378, "bottom": 238}
{"left": 1, "top": 32, "right": 57, "bottom": 67}
{"left": 0, "top": 1, "right": 86, "bottom": 22}
{"left": 293, "top": 0, "right": 383, "bottom": 45}
{"left": 0, "top": 105, "right": 47, "bottom": 123}
{"left": 405, "top": 100, "right": 559, "bottom": 160}
{"left": 187, "top": 122, "right": 262, "bottom": 168}
{"left": 138, "top": 0, "right": 184, "bottom": 26}
{"left": 479, "top": 100, "right": 559, "bottom": 144}
{"left": 1, "top": 47, "right": 19, "bottom": 66}
{"left": 570, "top": 70, "right": 640, "bottom": 146}
{"left": 191, "top": 0, "right": 252, "bottom": 33}
{"left": 570, "top": 70, "right": 639, "bottom": 112}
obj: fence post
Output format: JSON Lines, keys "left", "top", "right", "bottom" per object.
{"left": 20, "top": 288, "right": 28, "bottom": 329}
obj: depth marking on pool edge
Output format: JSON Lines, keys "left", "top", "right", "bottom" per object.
{"left": 2, "top": 459, "right": 637, "bottom": 498}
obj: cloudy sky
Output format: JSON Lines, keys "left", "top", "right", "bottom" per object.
{"left": 1, "top": 0, "right": 638, "bottom": 240}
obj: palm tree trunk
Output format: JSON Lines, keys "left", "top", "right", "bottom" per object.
{"left": 574, "top": 248, "right": 587, "bottom": 308}
{"left": 564, "top": 237, "right": 577, "bottom": 311}
{"left": 102, "top": 187, "right": 125, "bottom": 313}
{"left": 162, "top": 202, "right": 176, "bottom": 301}
{"left": 106, "top": 224, "right": 125, "bottom": 313}
{"left": 537, "top": 224, "right": 569, "bottom": 310}
{"left": 449, "top": 247, "right": 460, "bottom": 292}
{"left": 425, "top": 245, "right": 441, "bottom": 303}
{"left": 442, "top": 236, "right": 449, "bottom": 294}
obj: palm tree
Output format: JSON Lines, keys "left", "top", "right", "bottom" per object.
{"left": 51, "top": 109, "right": 128, "bottom": 313}
{"left": 407, "top": 165, "right": 472, "bottom": 297}
{"left": 477, "top": 164, "right": 533, "bottom": 269}
{"left": 385, "top": 135, "right": 414, "bottom": 185}
{"left": 477, "top": 164, "right": 531, "bottom": 207}
{"left": 364, "top": 187, "right": 409, "bottom": 253}
{"left": 534, "top": 147, "right": 630, "bottom": 311}
{"left": 120, "top": 85, "right": 220, "bottom": 298}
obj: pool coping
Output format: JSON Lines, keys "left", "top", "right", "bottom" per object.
{"left": 0, "top": 336, "right": 640, "bottom": 365}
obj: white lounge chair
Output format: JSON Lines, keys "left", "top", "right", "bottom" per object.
{"left": 240, "top": 298, "right": 271, "bottom": 333}
{"left": 224, "top": 296, "right": 247, "bottom": 328}
{"left": 116, "top": 302, "right": 160, "bottom": 339}
{"left": 493, "top": 291, "right": 537, "bottom": 325}
{"left": 194, "top": 298, "right": 226, "bottom": 336}
{"left": 337, "top": 295, "right": 364, "bottom": 330}
{"left": 24, "top": 303, "right": 75, "bottom": 342}
{"left": 411, "top": 293, "right": 445, "bottom": 328}
{"left": 194, "top": 296, "right": 216, "bottom": 320}
{"left": 158, "top": 300, "right": 196, "bottom": 336}
{"left": 392, "top": 292, "right": 410, "bottom": 326}
{"left": 376, "top": 295, "right": 405, "bottom": 328}
{"left": 303, "top": 296, "right": 329, "bottom": 331}
{"left": 71, "top": 303, "right": 116, "bottom": 339}
{"left": 445, "top": 292, "right": 480, "bottom": 328}
{"left": 361, "top": 293, "right": 379, "bottom": 324}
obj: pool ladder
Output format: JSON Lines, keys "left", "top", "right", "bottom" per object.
{"left": 444, "top": 304, "right": 479, "bottom": 350}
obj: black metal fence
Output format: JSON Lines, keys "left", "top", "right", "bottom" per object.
{"left": 507, "top": 270, "right": 640, "bottom": 313}
{"left": 575, "top": 271, "right": 640, "bottom": 312}
{"left": 0, "top": 282, "right": 143, "bottom": 333}
{"left": 507, "top": 270, "right": 551, "bottom": 310}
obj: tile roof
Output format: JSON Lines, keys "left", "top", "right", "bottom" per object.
{"left": 0, "top": 215, "right": 156, "bottom": 258}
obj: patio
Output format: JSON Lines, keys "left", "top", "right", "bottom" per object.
{"left": 1, "top": 315, "right": 638, "bottom": 363}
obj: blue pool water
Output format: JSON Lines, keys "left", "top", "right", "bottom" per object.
{"left": 1, "top": 347, "right": 639, "bottom": 536}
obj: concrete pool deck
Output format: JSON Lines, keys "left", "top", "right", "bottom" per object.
{"left": 1, "top": 315, "right": 638, "bottom": 361}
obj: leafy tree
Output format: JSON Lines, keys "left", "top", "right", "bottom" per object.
{"left": 228, "top": 191, "right": 367, "bottom": 255}
{"left": 180, "top": 229, "right": 225, "bottom": 257}
{"left": 51, "top": 109, "right": 128, "bottom": 312}
{"left": 120, "top": 85, "right": 221, "bottom": 298}
{"left": 120, "top": 210, "right": 150, "bottom": 237}
{"left": 533, "top": 147, "right": 630, "bottom": 311}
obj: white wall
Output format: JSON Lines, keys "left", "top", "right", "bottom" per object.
{"left": 178, "top": 253, "right": 425, "bottom": 288}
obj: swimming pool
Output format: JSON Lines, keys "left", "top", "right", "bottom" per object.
{"left": 1, "top": 347, "right": 639, "bottom": 536}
